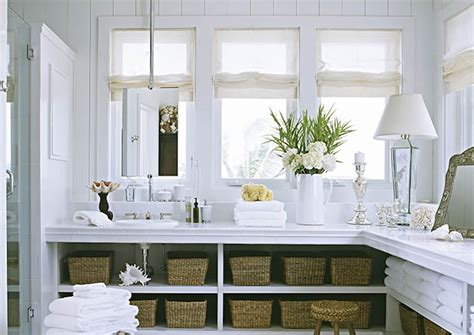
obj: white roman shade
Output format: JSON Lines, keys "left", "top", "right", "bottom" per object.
{"left": 316, "top": 30, "right": 401, "bottom": 97}
{"left": 110, "top": 29, "right": 195, "bottom": 101}
{"left": 443, "top": 5, "right": 474, "bottom": 93}
{"left": 213, "top": 29, "right": 299, "bottom": 99}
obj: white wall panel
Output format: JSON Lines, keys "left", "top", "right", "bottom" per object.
{"left": 297, "top": 0, "right": 319, "bottom": 16}
{"left": 250, "top": 0, "right": 273, "bottom": 15}
{"left": 342, "top": 0, "right": 365, "bottom": 15}
{"left": 228, "top": 0, "right": 250, "bottom": 15}
{"left": 46, "top": 0, "right": 69, "bottom": 43}
{"left": 113, "top": 0, "right": 136, "bottom": 15}
{"left": 159, "top": 0, "right": 182, "bottom": 15}
{"left": 320, "top": 0, "right": 342, "bottom": 15}
{"left": 182, "top": 0, "right": 205, "bottom": 15}
{"left": 205, "top": 0, "right": 228, "bottom": 15}
{"left": 136, "top": 0, "right": 159, "bottom": 15}
{"left": 274, "top": 0, "right": 297, "bottom": 15}
{"left": 389, "top": 0, "right": 412, "bottom": 16}
{"left": 366, "top": 0, "right": 388, "bottom": 16}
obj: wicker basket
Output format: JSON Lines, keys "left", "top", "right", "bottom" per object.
{"left": 229, "top": 299, "right": 273, "bottom": 328}
{"left": 229, "top": 252, "right": 271, "bottom": 286}
{"left": 280, "top": 300, "right": 319, "bottom": 329}
{"left": 67, "top": 251, "right": 113, "bottom": 284}
{"left": 424, "top": 318, "right": 450, "bottom": 335}
{"left": 399, "top": 304, "right": 424, "bottom": 335}
{"left": 330, "top": 254, "right": 372, "bottom": 286}
{"left": 282, "top": 255, "right": 326, "bottom": 286}
{"left": 131, "top": 299, "right": 158, "bottom": 328}
{"left": 167, "top": 252, "right": 209, "bottom": 286}
{"left": 165, "top": 300, "right": 207, "bottom": 328}
{"left": 331, "top": 301, "right": 372, "bottom": 329}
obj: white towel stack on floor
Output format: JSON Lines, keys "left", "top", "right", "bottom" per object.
{"left": 384, "top": 257, "right": 464, "bottom": 330}
{"left": 44, "top": 283, "right": 139, "bottom": 335}
{"left": 234, "top": 200, "right": 287, "bottom": 227}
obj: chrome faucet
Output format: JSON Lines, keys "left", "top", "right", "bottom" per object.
{"left": 124, "top": 212, "right": 138, "bottom": 219}
{"left": 147, "top": 174, "right": 153, "bottom": 202}
{"left": 159, "top": 212, "right": 173, "bottom": 220}
{"left": 145, "top": 212, "right": 152, "bottom": 220}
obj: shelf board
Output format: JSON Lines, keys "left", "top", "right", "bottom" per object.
{"left": 137, "top": 325, "right": 217, "bottom": 334}
{"left": 388, "top": 288, "right": 463, "bottom": 334}
{"left": 7, "top": 285, "right": 19, "bottom": 292}
{"left": 58, "top": 280, "right": 218, "bottom": 294}
{"left": 223, "top": 283, "right": 387, "bottom": 294}
{"left": 8, "top": 327, "right": 19, "bottom": 335}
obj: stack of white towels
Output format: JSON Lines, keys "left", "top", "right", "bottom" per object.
{"left": 385, "top": 256, "right": 464, "bottom": 330}
{"left": 73, "top": 211, "right": 114, "bottom": 227}
{"left": 234, "top": 200, "right": 287, "bottom": 227}
{"left": 44, "top": 283, "right": 139, "bottom": 335}
{"left": 469, "top": 306, "right": 473, "bottom": 334}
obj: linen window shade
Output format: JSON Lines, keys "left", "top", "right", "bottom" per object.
{"left": 109, "top": 29, "right": 195, "bottom": 101}
{"left": 213, "top": 29, "right": 299, "bottom": 99}
{"left": 443, "top": 5, "right": 474, "bottom": 93}
{"left": 316, "top": 30, "right": 401, "bottom": 97}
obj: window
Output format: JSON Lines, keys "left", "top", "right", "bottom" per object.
{"left": 214, "top": 29, "right": 299, "bottom": 180}
{"left": 316, "top": 29, "right": 401, "bottom": 180}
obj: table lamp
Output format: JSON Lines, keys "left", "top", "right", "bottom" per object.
{"left": 374, "top": 93, "right": 437, "bottom": 225}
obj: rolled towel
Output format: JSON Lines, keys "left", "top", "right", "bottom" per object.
{"left": 438, "top": 290, "right": 463, "bottom": 313}
{"left": 401, "top": 286, "right": 420, "bottom": 302}
{"left": 44, "top": 314, "right": 138, "bottom": 333}
{"left": 436, "top": 306, "right": 463, "bottom": 329}
{"left": 402, "top": 262, "right": 423, "bottom": 279}
{"left": 384, "top": 276, "right": 403, "bottom": 293}
{"left": 234, "top": 210, "right": 287, "bottom": 221}
{"left": 73, "top": 287, "right": 132, "bottom": 301}
{"left": 419, "top": 280, "right": 443, "bottom": 297}
{"left": 73, "top": 211, "right": 114, "bottom": 227}
{"left": 235, "top": 200, "right": 284, "bottom": 212}
{"left": 49, "top": 296, "right": 131, "bottom": 317}
{"left": 421, "top": 268, "right": 441, "bottom": 285}
{"left": 471, "top": 305, "right": 474, "bottom": 313}
{"left": 438, "top": 275, "right": 463, "bottom": 296}
{"left": 403, "top": 274, "right": 422, "bottom": 291}
{"left": 417, "top": 295, "right": 440, "bottom": 314}
{"left": 385, "top": 267, "right": 404, "bottom": 282}
{"left": 386, "top": 257, "right": 405, "bottom": 272}
{"left": 236, "top": 219, "right": 285, "bottom": 227}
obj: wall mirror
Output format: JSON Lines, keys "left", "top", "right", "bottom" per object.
{"left": 111, "top": 87, "right": 185, "bottom": 178}
{"left": 433, "top": 147, "right": 474, "bottom": 238}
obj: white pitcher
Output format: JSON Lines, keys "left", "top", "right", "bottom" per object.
{"left": 296, "top": 174, "right": 332, "bottom": 225}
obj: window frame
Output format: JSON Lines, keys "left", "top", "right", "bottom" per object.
{"left": 96, "top": 16, "right": 415, "bottom": 201}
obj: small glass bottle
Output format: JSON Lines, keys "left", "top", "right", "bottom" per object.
{"left": 185, "top": 196, "right": 192, "bottom": 223}
{"left": 125, "top": 184, "right": 135, "bottom": 202}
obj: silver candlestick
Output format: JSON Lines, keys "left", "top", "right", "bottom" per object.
{"left": 348, "top": 163, "right": 371, "bottom": 225}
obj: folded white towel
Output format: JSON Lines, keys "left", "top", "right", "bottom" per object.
{"left": 402, "top": 262, "right": 423, "bottom": 278}
{"left": 438, "top": 290, "right": 463, "bottom": 313}
{"left": 438, "top": 275, "right": 463, "bottom": 296}
{"left": 470, "top": 326, "right": 474, "bottom": 335}
{"left": 46, "top": 329, "right": 116, "bottom": 335}
{"left": 421, "top": 268, "right": 441, "bottom": 285}
{"left": 73, "top": 287, "right": 132, "bottom": 301}
{"left": 236, "top": 219, "right": 285, "bottom": 227}
{"left": 235, "top": 200, "right": 284, "bottom": 212}
{"left": 403, "top": 274, "right": 422, "bottom": 291}
{"left": 73, "top": 211, "right": 114, "bottom": 227}
{"left": 384, "top": 277, "right": 403, "bottom": 293}
{"left": 417, "top": 295, "right": 440, "bottom": 314}
{"left": 73, "top": 283, "right": 106, "bottom": 292}
{"left": 436, "top": 306, "right": 463, "bottom": 329}
{"left": 234, "top": 210, "right": 287, "bottom": 221}
{"left": 44, "top": 313, "right": 138, "bottom": 333}
{"left": 471, "top": 305, "right": 474, "bottom": 313}
{"left": 49, "top": 296, "right": 131, "bottom": 317}
{"left": 401, "top": 286, "right": 420, "bottom": 302}
{"left": 386, "top": 257, "right": 405, "bottom": 272}
{"left": 385, "top": 267, "right": 404, "bottom": 282}
{"left": 418, "top": 280, "right": 443, "bottom": 297}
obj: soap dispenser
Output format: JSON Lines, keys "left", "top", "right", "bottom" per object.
{"left": 192, "top": 198, "right": 200, "bottom": 223}
{"left": 201, "top": 199, "right": 212, "bottom": 224}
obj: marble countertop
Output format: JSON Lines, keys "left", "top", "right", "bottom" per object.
{"left": 44, "top": 222, "right": 474, "bottom": 285}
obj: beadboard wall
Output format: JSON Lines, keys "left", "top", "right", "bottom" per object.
{"left": 8, "top": 0, "right": 449, "bottom": 203}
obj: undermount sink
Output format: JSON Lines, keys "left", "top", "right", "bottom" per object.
{"left": 115, "top": 219, "right": 179, "bottom": 228}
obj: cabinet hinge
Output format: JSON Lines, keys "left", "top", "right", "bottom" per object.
{"left": 27, "top": 306, "right": 35, "bottom": 322}
{"left": 26, "top": 44, "right": 34, "bottom": 60}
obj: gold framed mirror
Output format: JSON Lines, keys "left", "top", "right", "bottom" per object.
{"left": 432, "top": 146, "right": 474, "bottom": 238}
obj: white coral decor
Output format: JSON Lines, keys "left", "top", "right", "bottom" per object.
{"left": 282, "top": 141, "right": 336, "bottom": 174}
{"left": 119, "top": 263, "right": 151, "bottom": 286}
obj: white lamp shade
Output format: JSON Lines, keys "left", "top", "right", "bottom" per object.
{"left": 374, "top": 93, "right": 438, "bottom": 140}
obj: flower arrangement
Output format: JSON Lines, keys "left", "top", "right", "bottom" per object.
{"left": 160, "top": 105, "right": 178, "bottom": 134}
{"left": 267, "top": 105, "right": 354, "bottom": 175}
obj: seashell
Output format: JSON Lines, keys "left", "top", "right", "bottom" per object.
{"left": 88, "top": 180, "right": 120, "bottom": 194}
{"left": 119, "top": 263, "right": 151, "bottom": 286}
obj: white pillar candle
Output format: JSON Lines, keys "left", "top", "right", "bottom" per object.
{"left": 354, "top": 151, "right": 365, "bottom": 164}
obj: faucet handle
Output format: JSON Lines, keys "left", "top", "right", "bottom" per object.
{"left": 145, "top": 211, "right": 152, "bottom": 220}
{"left": 125, "top": 212, "right": 138, "bottom": 219}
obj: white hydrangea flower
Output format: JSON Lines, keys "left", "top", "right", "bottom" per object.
{"left": 282, "top": 148, "right": 298, "bottom": 171}
{"left": 307, "top": 141, "right": 327, "bottom": 155}
{"left": 290, "top": 153, "right": 303, "bottom": 171}
{"left": 322, "top": 154, "right": 337, "bottom": 172}
{"left": 301, "top": 150, "right": 324, "bottom": 170}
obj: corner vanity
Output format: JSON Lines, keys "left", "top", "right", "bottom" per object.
{"left": 44, "top": 223, "right": 474, "bottom": 334}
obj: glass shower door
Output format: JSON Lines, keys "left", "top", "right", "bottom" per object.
{"left": 6, "top": 9, "right": 31, "bottom": 335}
